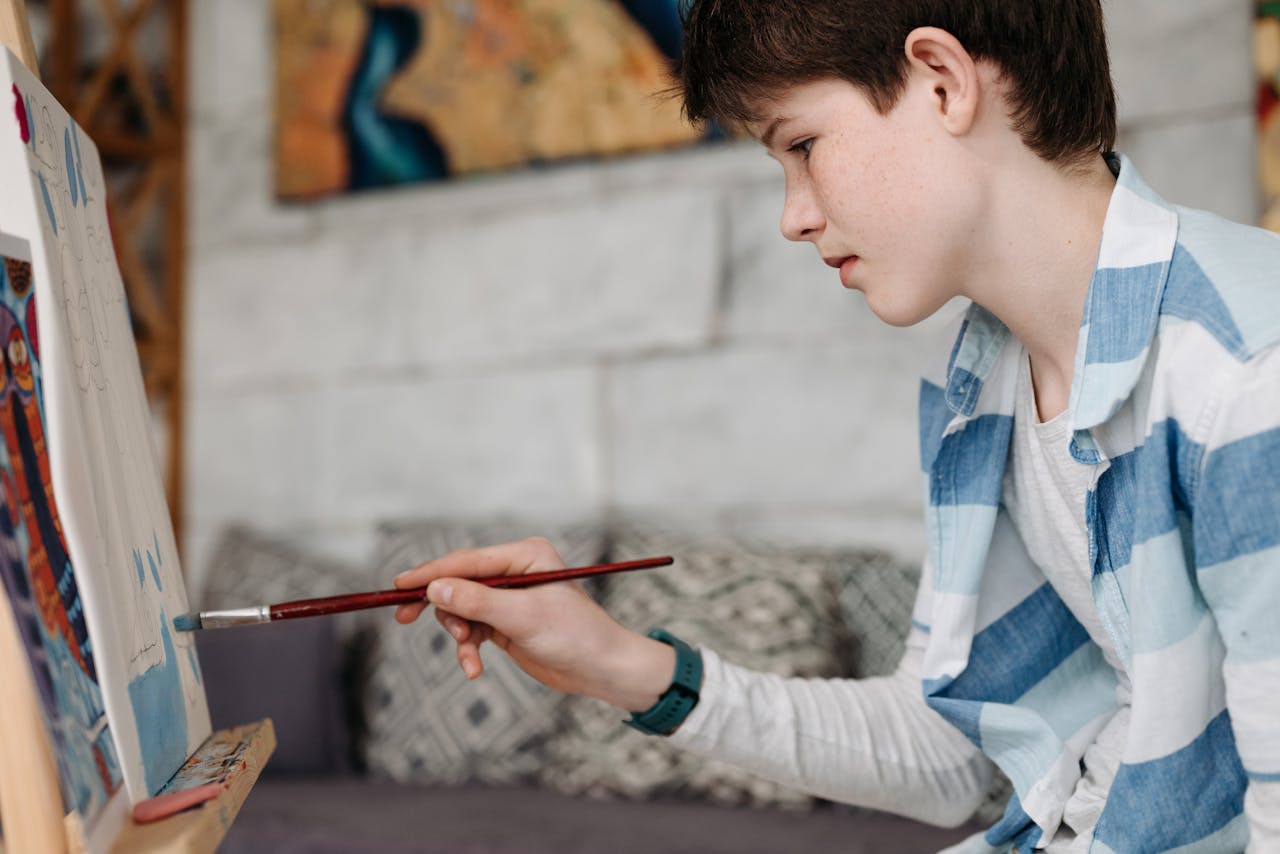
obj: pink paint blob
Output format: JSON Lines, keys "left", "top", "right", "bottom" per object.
{"left": 12, "top": 84, "right": 29, "bottom": 143}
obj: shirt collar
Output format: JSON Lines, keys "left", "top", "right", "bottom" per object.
{"left": 942, "top": 154, "right": 1179, "bottom": 433}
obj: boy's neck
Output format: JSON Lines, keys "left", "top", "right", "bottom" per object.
{"left": 962, "top": 150, "right": 1117, "bottom": 422}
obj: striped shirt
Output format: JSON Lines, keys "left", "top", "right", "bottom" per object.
{"left": 916, "top": 153, "right": 1280, "bottom": 851}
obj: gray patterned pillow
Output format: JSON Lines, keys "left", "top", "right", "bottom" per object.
{"left": 539, "top": 526, "right": 852, "bottom": 810}
{"left": 830, "top": 549, "right": 920, "bottom": 678}
{"left": 201, "top": 524, "right": 360, "bottom": 607}
{"left": 360, "top": 519, "right": 606, "bottom": 787}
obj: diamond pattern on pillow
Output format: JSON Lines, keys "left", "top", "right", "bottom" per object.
{"left": 830, "top": 549, "right": 920, "bottom": 678}
{"left": 361, "top": 519, "right": 605, "bottom": 787}
{"left": 538, "top": 526, "right": 853, "bottom": 810}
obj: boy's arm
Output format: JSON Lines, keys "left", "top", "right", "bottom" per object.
{"left": 1192, "top": 344, "right": 1280, "bottom": 846}
{"left": 395, "top": 542, "right": 993, "bottom": 827}
{"left": 667, "top": 622, "right": 994, "bottom": 827}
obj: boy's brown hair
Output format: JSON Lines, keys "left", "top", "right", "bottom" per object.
{"left": 676, "top": 0, "right": 1117, "bottom": 166}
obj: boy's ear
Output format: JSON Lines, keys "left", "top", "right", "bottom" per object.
{"left": 903, "top": 27, "right": 981, "bottom": 137}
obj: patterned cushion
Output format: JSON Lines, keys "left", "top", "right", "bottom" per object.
{"left": 830, "top": 549, "right": 920, "bottom": 678}
{"left": 360, "top": 519, "right": 606, "bottom": 787}
{"left": 198, "top": 525, "right": 361, "bottom": 775}
{"left": 200, "top": 524, "right": 361, "bottom": 621}
{"left": 538, "top": 526, "right": 853, "bottom": 810}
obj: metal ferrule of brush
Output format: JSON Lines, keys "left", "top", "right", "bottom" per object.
{"left": 200, "top": 606, "right": 271, "bottom": 628}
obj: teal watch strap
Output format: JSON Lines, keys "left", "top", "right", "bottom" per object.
{"left": 624, "top": 628, "right": 702, "bottom": 736}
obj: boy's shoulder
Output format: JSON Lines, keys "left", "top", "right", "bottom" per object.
{"left": 1160, "top": 207, "right": 1280, "bottom": 364}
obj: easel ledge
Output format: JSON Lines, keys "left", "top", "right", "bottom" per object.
{"left": 111, "top": 720, "right": 276, "bottom": 854}
{"left": 0, "top": 3, "right": 272, "bottom": 852}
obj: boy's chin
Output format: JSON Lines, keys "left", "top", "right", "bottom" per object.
{"left": 863, "top": 290, "right": 947, "bottom": 328}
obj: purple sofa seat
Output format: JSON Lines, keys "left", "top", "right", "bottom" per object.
{"left": 221, "top": 779, "right": 981, "bottom": 854}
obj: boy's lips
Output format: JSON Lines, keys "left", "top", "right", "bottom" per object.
{"left": 823, "top": 255, "right": 860, "bottom": 287}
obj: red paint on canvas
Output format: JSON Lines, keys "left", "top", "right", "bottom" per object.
{"left": 12, "top": 84, "right": 29, "bottom": 143}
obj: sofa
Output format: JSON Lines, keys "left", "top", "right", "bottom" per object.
{"left": 193, "top": 520, "right": 999, "bottom": 853}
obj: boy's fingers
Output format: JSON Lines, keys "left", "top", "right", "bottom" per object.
{"left": 425, "top": 577, "right": 521, "bottom": 630}
{"left": 434, "top": 608, "right": 471, "bottom": 642}
{"left": 395, "top": 601, "right": 428, "bottom": 624}
{"left": 393, "top": 537, "right": 562, "bottom": 589}
{"left": 457, "top": 623, "right": 493, "bottom": 680}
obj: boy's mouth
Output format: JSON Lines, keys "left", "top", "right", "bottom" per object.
{"left": 823, "top": 255, "right": 860, "bottom": 286}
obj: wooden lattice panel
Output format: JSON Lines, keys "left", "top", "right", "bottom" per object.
{"left": 40, "top": 0, "right": 188, "bottom": 547}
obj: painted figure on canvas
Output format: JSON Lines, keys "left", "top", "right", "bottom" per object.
{"left": 0, "top": 237, "right": 121, "bottom": 821}
{"left": 276, "top": 0, "right": 702, "bottom": 199}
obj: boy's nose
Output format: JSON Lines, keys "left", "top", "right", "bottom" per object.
{"left": 779, "top": 188, "right": 823, "bottom": 242}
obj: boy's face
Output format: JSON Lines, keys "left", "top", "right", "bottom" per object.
{"left": 753, "top": 77, "right": 984, "bottom": 327}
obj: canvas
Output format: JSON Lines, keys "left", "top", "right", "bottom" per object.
{"left": 274, "top": 0, "right": 706, "bottom": 199}
{"left": 1261, "top": 2, "right": 1280, "bottom": 231}
{"left": 1, "top": 48, "right": 210, "bottom": 806}
{"left": 0, "top": 232, "right": 123, "bottom": 836}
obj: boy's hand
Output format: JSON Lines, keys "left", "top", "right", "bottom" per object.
{"left": 392, "top": 537, "right": 674, "bottom": 712}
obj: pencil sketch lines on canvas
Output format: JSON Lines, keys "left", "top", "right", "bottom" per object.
{"left": 0, "top": 238, "right": 121, "bottom": 818}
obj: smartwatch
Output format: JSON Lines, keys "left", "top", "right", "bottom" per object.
{"left": 624, "top": 628, "right": 702, "bottom": 736}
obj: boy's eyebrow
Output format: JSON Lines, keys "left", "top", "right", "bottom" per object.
{"left": 759, "top": 115, "right": 792, "bottom": 150}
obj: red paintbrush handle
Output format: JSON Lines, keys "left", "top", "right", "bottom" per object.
{"left": 267, "top": 556, "right": 674, "bottom": 621}
{"left": 269, "top": 588, "right": 426, "bottom": 620}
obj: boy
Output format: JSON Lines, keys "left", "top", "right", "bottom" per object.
{"left": 394, "top": 2, "right": 1280, "bottom": 850}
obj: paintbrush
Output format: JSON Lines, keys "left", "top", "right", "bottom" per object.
{"left": 172, "top": 556, "right": 674, "bottom": 630}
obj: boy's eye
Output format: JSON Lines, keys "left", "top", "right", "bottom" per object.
{"left": 788, "top": 138, "right": 814, "bottom": 158}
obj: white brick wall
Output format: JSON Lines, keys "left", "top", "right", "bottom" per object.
{"left": 184, "top": 2, "right": 1258, "bottom": 594}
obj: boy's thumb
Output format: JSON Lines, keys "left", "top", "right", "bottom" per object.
{"left": 426, "top": 577, "right": 510, "bottom": 626}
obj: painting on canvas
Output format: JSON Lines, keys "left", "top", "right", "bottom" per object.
{"left": 275, "top": 0, "right": 709, "bottom": 199}
{"left": 0, "top": 232, "right": 123, "bottom": 834}
{"left": 1, "top": 48, "right": 210, "bottom": 804}
{"left": 1261, "top": 1, "right": 1280, "bottom": 231}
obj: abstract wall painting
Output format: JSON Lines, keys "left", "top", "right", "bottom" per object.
{"left": 0, "top": 232, "right": 122, "bottom": 836}
{"left": 1260, "top": 2, "right": 1280, "bottom": 231}
{"left": 1, "top": 47, "right": 211, "bottom": 808}
{"left": 275, "top": 0, "right": 706, "bottom": 200}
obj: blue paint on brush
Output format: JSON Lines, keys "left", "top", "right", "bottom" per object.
{"left": 171, "top": 613, "right": 199, "bottom": 632}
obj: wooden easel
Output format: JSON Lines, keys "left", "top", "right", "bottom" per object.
{"left": 0, "top": 4, "right": 272, "bottom": 852}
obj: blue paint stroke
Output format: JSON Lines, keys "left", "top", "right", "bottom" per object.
{"left": 128, "top": 606, "right": 189, "bottom": 794}
{"left": 25, "top": 95, "right": 35, "bottom": 151}
{"left": 64, "top": 128, "right": 78, "bottom": 207}
{"left": 36, "top": 173, "right": 57, "bottom": 235}
{"left": 133, "top": 548, "right": 145, "bottom": 587}
{"left": 148, "top": 550, "right": 162, "bottom": 591}
{"left": 70, "top": 123, "right": 87, "bottom": 203}
{"left": 187, "top": 645, "right": 201, "bottom": 686}
{"left": 618, "top": 0, "right": 684, "bottom": 62}
{"left": 342, "top": 5, "right": 448, "bottom": 189}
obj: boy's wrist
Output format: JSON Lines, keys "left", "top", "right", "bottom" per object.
{"left": 590, "top": 629, "right": 677, "bottom": 713}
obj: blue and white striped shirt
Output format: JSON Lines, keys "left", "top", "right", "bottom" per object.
{"left": 917, "top": 154, "right": 1280, "bottom": 852}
